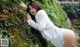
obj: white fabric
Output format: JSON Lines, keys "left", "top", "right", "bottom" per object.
{"left": 27, "top": 10, "right": 66, "bottom": 47}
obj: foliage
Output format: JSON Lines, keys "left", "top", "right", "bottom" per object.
{"left": 62, "top": 3, "right": 80, "bottom": 20}
{"left": 61, "top": 3, "right": 80, "bottom": 33}
{"left": 59, "top": 0, "right": 80, "bottom": 1}
{"left": 40, "top": 0, "right": 69, "bottom": 28}
{"left": 0, "top": 0, "right": 36, "bottom": 47}
{"left": 0, "top": 0, "right": 70, "bottom": 47}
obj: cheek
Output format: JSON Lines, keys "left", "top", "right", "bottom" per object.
{"left": 34, "top": 10, "right": 37, "bottom": 13}
{"left": 30, "top": 10, "right": 32, "bottom": 13}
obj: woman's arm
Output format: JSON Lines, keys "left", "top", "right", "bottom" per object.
{"left": 27, "top": 19, "right": 46, "bottom": 31}
{"left": 27, "top": 10, "right": 47, "bottom": 31}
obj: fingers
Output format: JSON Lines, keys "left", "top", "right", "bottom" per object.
{"left": 27, "top": 13, "right": 32, "bottom": 20}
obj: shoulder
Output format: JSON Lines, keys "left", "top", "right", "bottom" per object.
{"left": 35, "top": 9, "right": 47, "bottom": 17}
{"left": 36, "top": 10, "right": 47, "bottom": 15}
{"left": 38, "top": 9, "right": 46, "bottom": 13}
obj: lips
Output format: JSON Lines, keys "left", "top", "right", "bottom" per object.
{"left": 32, "top": 12, "right": 34, "bottom": 14}
{"left": 31, "top": 12, "right": 35, "bottom": 15}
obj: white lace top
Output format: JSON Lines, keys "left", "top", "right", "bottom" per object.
{"left": 27, "top": 10, "right": 66, "bottom": 47}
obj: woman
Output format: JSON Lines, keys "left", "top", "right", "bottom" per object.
{"left": 26, "top": 1, "right": 76, "bottom": 47}
{"left": 20, "top": 1, "right": 48, "bottom": 47}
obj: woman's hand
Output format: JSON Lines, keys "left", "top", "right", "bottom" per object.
{"left": 27, "top": 13, "right": 32, "bottom": 20}
{"left": 19, "top": 1, "right": 27, "bottom": 10}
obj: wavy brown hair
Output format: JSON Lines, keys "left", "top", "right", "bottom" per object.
{"left": 27, "top": 1, "right": 47, "bottom": 47}
{"left": 27, "top": 1, "right": 42, "bottom": 21}
{"left": 27, "top": 1, "right": 42, "bottom": 13}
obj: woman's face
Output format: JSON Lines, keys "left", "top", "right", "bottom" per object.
{"left": 29, "top": 5, "right": 37, "bottom": 16}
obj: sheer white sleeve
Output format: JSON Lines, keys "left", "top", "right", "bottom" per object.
{"left": 27, "top": 10, "right": 48, "bottom": 32}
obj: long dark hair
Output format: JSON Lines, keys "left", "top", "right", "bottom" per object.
{"left": 27, "top": 1, "right": 42, "bottom": 21}
{"left": 27, "top": 1, "right": 47, "bottom": 47}
{"left": 27, "top": 1, "right": 42, "bottom": 13}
